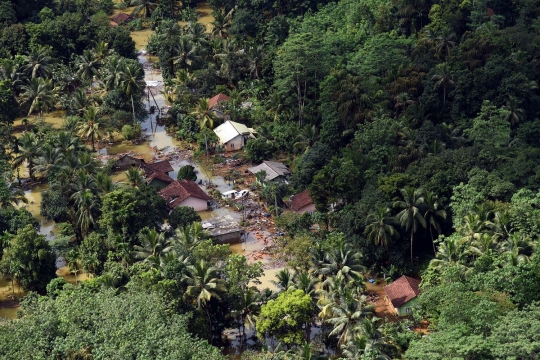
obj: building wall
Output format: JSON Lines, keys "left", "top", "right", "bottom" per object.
{"left": 178, "top": 196, "right": 208, "bottom": 212}
{"left": 224, "top": 135, "right": 247, "bottom": 151}
{"left": 213, "top": 231, "right": 244, "bottom": 244}
{"left": 115, "top": 156, "right": 143, "bottom": 170}
{"left": 296, "top": 203, "right": 316, "bottom": 214}
{"left": 396, "top": 298, "right": 419, "bottom": 316}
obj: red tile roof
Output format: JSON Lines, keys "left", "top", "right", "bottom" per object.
{"left": 111, "top": 12, "right": 133, "bottom": 24}
{"left": 158, "top": 180, "right": 211, "bottom": 209}
{"left": 290, "top": 190, "right": 313, "bottom": 212}
{"left": 208, "top": 93, "right": 230, "bottom": 109}
{"left": 146, "top": 171, "right": 174, "bottom": 185}
{"left": 143, "top": 160, "right": 173, "bottom": 174}
{"left": 383, "top": 275, "right": 421, "bottom": 308}
{"left": 110, "top": 21, "right": 119, "bottom": 27}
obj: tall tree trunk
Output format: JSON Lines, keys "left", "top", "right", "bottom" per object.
{"left": 430, "top": 226, "right": 436, "bottom": 256}
{"left": 131, "top": 95, "right": 136, "bottom": 126}
{"left": 91, "top": 131, "right": 95, "bottom": 152}
{"left": 410, "top": 228, "right": 414, "bottom": 265}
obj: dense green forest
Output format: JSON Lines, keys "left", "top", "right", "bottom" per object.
{"left": 1, "top": 0, "right": 540, "bottom": 358}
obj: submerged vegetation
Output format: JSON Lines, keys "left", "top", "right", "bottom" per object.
{"left": 1, "top": 0, "right": 540, "bottom": 358}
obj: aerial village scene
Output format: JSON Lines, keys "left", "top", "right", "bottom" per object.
{"left": 0, "top": 0, "right": 539, "bottom": 359}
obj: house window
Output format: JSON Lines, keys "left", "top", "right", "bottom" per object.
{"left": 231, "top": 143, "right": 235, "bottom": 148}
{"left": 405, "top": 307, "right": 412, "bottom": 314}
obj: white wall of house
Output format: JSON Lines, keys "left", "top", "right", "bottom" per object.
{"left": 224, "top": 134, "right": 246, "bottom": 151}
{"left": 178, "top": 197, "right": 208, "bottom": 212}
{"left": 296, "top": 203, "right": 316, "bottom": 214}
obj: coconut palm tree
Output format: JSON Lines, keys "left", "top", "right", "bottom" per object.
{"left": 33, "top": 143, "right": 64, "bottom": 178}
{"left": 232, "top": 287, "right": 261, "bottom": 339}
{"left": 23, "top": 46, "right": 54, "bottom": 79}
{"left": 77, "top": 106, "right": 102, "bottom": 152}
{"left": 424, "top": 191, "right": 447, "bottom": 255}
{"left": 191, "top": 98, "right": 217, "bottom": 130}
{"left": 72, "top": 188, "right": 100, "bottom": 238}
{"left": 504, "top": 96, "right": 526, "bottom": 128}
{"left": 12, "top": 132, "right": 40, "bottom": 180}
{"left": 124, "top": 167, "right": 145, "bottom": 188}
{"left": 266, "top": 92, "right": 284, "bottom": 121}
{"left": 293, "top": 125, "right": 319, "bottom": 153}
{"left": 65, "top": 250, "right": 83, "bottom": 285}
{"left": 364, "top": 206, "right": 398, "bottom": 253}
{"left": 170, "top": 222, "right": 205, "bottom": 253}
{"left": 130, "top": 0, "right": 158, "bottom": 18}
{"left": 429, "top": 235, "right": 472, "bottom": 276}
{"left": 117, "top": 61, "right": 145, "bottom": 125}
{"left": 95, "top": 171, "right": 114, "bottom": 194}
{"left": 211, "top": 8, "right": 233, "bottom": 39}
{"left": 19, "top": 77, "right": 56, "bottom": 116}
{"left": 0, "top": 178, "right": 28, "bottom": 208}
{"left": 172, "top": 37, "right": 201, "bottom": 71}
{"left": 0, "top": 61, "right": 26, "bottom": 93}
{"left": 341, "top": 318, "right": 394, "bottom": 360}
{"left": 435, "top": 28, "right": 457, "bottom": 61}
{"left": 394, "top": 186, "right": 426, "bottom": 265}
{"left": 76, "top": 49, "right": 100, "bottom": 93}
{"left": 133, "top": 228, "right": 170, "bottom": 263}
{"left": 321, "top": 242, "right": 366, "bottom": 284}
{"left": 185, "top": 21, "right": 208, "bottom": 48}
{"left": 69, "top": 88, "right": 90, "bottom": 116}
{"left": 183, "top": 259, "right": 227, "bottom": 333}
{"left": 432, "top": 63, "right": 455, "bottom": 104}
{"left": 322, "top": 288, "right": 375, "bottom": 346}
{"left": 271, "top": 268, "right": 295, "bottom": 291}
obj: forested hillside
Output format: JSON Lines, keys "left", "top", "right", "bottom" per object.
{"left": 1, "top": 0, "right": 540, "bottom": 358}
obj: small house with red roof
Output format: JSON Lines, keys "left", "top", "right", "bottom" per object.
{"left": 145, "top": 171, "right": 174, "bottom": 190}
{"left": 111, "top": 12, "right": 134, "bottom": 25}
{"left": 290, "top": 189, "right": 315, "bottom": 214}
{"left": 208, "top": 93, "right": 229, "bottom": 114}
{"left": 383, "top": 275, "right": 421, "bottom": 316}
{"left": 158, "top": 180, "right": 211, "bottom": 212}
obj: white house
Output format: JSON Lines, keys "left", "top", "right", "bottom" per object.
{"left": 158, "top": 180, "right": 211, "bottom": 212}
{"left": 213, "top": 120, "right": 256, "bottom": 151}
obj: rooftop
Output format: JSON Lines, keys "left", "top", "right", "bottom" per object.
{"left": 158, "top": 180, "right": 211, "bottom": 209}
{"left": 143, "top": 160, "right": 174, "bottom": 174}
{"left": 208, "top": 93, "right": 230, "bottom": 109}
{"left": 248, "top": 161, "right": 291, "bottom": 181}
{"left": 111, "top": 12, "right": 133, "bottom": 24}
{"left": 383, "top": 275, "right": 421, "bottom": 308}
{"left": 202, "top": 215, "right": 243, "bottom": 237}
{"left": 214, "top": 120, "right": 256, "bottom": 144}
{"left": 290, "top": 189, "right": 313, "bottom": 211}
{"left": 146, "top": 171, "right": 174, "bottom": 185}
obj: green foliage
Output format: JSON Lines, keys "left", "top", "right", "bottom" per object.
{"left": 0, "top": 288, "right": 224, "bottom": 359}
{"left": 1, "top": 225, "right": 56, "bottom": 292}
{"left": 244, "top": 138, "right": 275, "bottom": 163}
{"left": 257, "top": 289, "right": 313, "bottom": 345}
{"left": 168, "top": 206, "right": 201, "bottom": 230}
{"left": 177, "top": 164, "right": 197, "bottom": 181}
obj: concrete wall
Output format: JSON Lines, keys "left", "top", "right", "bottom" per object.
{"left": 178, "top": 196, "right": 208, "bottom": 212}
{"left": 395, "top": 298, "right": 419, "bottom": 316}
{"left": 213, "top": 231, "right": 244, "bottom": 244}
{"left": 297, "top": 203, "right": 316, "bottom": 214}
{"left": 224, "top": 135, "right": 246, "bottom": 151}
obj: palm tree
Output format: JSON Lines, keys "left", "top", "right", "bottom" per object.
{"left": 93, "top": 41, "right": 111, "bottom": 61}
{"left": 19, "top": 77, "right": 56, "bottom": 116}
{"left": 172, "top": 37, "right": 200, "bottom": 71}
{"left": 232, "top": 287, "right": 261, "bottom": 339}
{"left": 117, "top": 61, "right": 145, "bottom": 125}
{"left": 12, "top": 132, "right": 40, "bottom": 180}
{"left": 432, "top": 63, "right": 455, "bottom": 104}
{"left": 124, "top": 167, "right": 145, "bottom": 188}
{"left": 191, "top": 98, "right": 217, "bottom": 130}
{"left": 211, "top": 8, "right": 233, "bottom": 39}
{"left": 95, "top": 171, "right": 114, "bottom": 194}
{"left": 342, "top": 318, "right": 394, "bottom": 360}
{"left": 69, "top": 88, "right": 90, "bottom": 116}
{"left": 33, "top": 143, "right": 64, "bottom": 178}
{"left": 0, "top": 61, "right": 26, "bottom": 93}
{"left": 271, "top": 268, "right": 295, "bottom": 291}
{"left": 65, "top": 250, "right": 83, "bottom": 285}
{"left": 130, "top": 0, "right": 158, "bottom": 18}
{"left": 185, "top": 21, "right": 208, "bottom": 48}
{"left": 498, "top": 233, "right": 533, "bottom": 265}
{"left": 504, "top": 96, "right": 526, "bottom": 127}
{"left": 183, "top": 259, "right": 227, "bottom": 334}
{"left": 322, "top": 288, "right": 375, "bottom": 346}
{"left": 170, "top": 222, "right": 205, "bottom": 253}
{"left": 294, "top": 125, "right": 319, "bottom": 153}
{"left": 364, "top": 207, "right": 398, "bottom": 254}
{"left": 76, "top": 49, "right": 100, "bottom": 92}
{"left": 0, "top": 178, "right": 28, "bottom": 208}
{"left": 321, "top": 242, "right": 366, "bottom": 284}
{"left": 72, "top": 189, "right": 100, "bottom": 238}
{"left": 77, "top": 107, "right": 102, "bottom": 152}
{"left": 394, "top": 186, "right": 427, "bottom": 265}
{"left": 424, "top": 192, "right": 447, "bottom": 255}
{"left": 246, "top": 44, "right": 264, "bottom": 79}
{"left": 133, "top": 228, "right": 170, "bottom": 263}
{"left": 266, "top": 92, "right": 284, "bottom": 121}
{"left": 23, "top": 46, "right": 54, "bottom": 79}
{"left": 434, "top": 28, "right": 457, "bottom": 60}
{"left": 429, "top": 235, "right": 472, "bottom": 276}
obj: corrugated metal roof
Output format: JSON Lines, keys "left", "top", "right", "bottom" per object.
{"left": 248, "top": 161, "right": 291, "bottom": 181}
{"left": 214, "top": 120, "right": 255, "bottom": 144}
